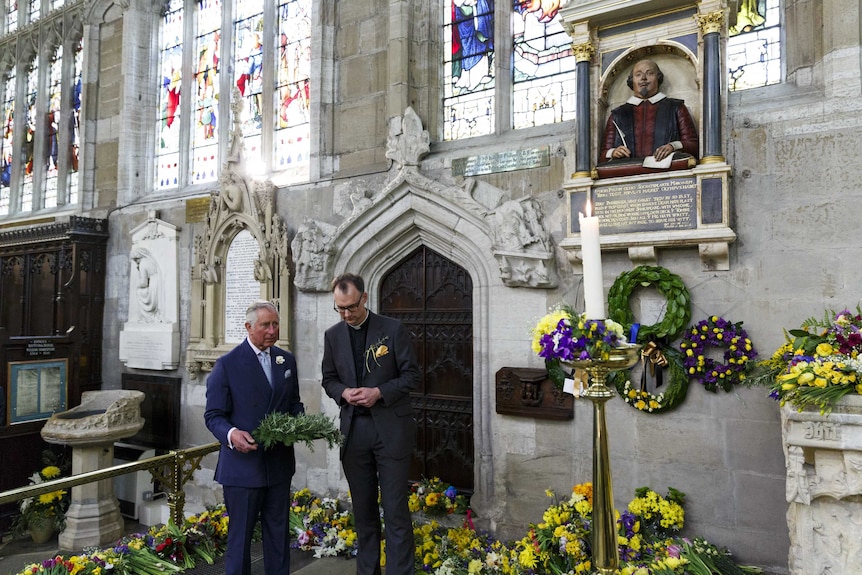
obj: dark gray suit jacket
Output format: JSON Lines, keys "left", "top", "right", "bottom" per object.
{"left": 321, "top": 311, "right": 420, "bottom": 459}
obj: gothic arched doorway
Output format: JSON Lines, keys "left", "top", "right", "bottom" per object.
{"left": 379, "top": 246, "right": 474, "bottom": 491}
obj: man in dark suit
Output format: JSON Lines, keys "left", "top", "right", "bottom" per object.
{"left": 321, "top": 274, "right": 420, "bottom": 575}
{"left": 205, "top": 300, "right": 304, "bottom": 575}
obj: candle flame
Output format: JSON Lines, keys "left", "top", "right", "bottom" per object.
{"left": 584, "top": 196, "right": 593, "bottom": 218}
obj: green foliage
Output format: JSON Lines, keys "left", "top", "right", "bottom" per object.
{"left": 252, "top": 412, "right": 343, "bottom": 451}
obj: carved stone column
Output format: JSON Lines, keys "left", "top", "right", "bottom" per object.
{"left": 781, "top": 395, "right": 862, "bottom": 574}
{"left": 696, "top": 10, "right": 725, "bottom": 163}
{"left": 572, "top": 42, "right": 595, "bottom": 178}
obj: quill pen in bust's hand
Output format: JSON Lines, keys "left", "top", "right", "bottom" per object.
{"left": 612, "top": 120, "right": 627, "bottom": 149}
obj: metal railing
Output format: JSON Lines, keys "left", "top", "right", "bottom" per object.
{"left": 0, "top": 442, "right": 221, "bottom": 525}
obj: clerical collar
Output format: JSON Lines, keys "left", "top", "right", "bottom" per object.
{"left": 348, "top": 311, "right": 370, "bottom": 331}
{"left": 626, "top": 92, "right": 667, "bottom": 106}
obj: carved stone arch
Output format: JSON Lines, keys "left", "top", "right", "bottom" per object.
{"left": 325, "top": 168, "right": 501, "bottom": 520}
{"left": 185, "top": 170, "right": 291, "bottom": 378}
{"left": 84, "top": 0, "right": 127, "bottom": 24}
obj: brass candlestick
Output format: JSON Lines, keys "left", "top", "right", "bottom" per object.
{"left": 566, "top": 344, "right": 640, "bottom": 575}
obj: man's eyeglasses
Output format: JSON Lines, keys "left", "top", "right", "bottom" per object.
{"left": 333, "top": 297, "right": 363, "bottom": 314}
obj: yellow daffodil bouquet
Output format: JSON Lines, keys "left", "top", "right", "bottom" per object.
{"left": 747, "top": 307, "right": 862, "bottom": 414}
{"left": 10, "top": 464, "right": 70, "bottom": 537}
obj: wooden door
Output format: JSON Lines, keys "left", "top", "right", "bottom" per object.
{"left": 379, "top": 246, "right": 474, "bottom": 491}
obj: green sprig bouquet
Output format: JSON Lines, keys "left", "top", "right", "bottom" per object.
{"left": 253, "top": 412, "right": 343, "bottom": 451}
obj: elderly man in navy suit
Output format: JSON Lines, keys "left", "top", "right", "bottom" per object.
{"left": 205, "top": 300, "right": 304, "bottom": 575}
{"left": 322, "top": 273, "right": 420, "bottom": 575}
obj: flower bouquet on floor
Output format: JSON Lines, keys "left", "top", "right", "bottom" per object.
{"left": 253, "top": 412, "right": 343, "bottom": 451}
{"left": 10, "top": 456, "right": 70, "bottom": 540}
{"left": 747, "top": 307, "right": 862, "bottom": 414}
{"left": 408, "top": 476, "right": 471, "bottom": 517}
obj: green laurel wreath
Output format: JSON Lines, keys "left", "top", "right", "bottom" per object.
{"left": 607, "top": 266, "right": 692, "bottom": 413}
{"left": 607, "top": 265, "right": 692, "bottom": 342}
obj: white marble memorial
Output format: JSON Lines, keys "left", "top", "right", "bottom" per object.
{"left": 782, "top": 395, "right": 862, "bottom": 574}
{"left": 119, "top": 211, "right": 181, "bottom": 370}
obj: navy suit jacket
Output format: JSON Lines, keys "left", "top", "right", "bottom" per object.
{"left": 321, "top": 311, "right": 420, "bottom": 460}
{"left": 205, "top": 339, "right": 304, "bottom": 487}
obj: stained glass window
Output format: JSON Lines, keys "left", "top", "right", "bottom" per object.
{"left": 274, "top": 0, "right": 310, "bottom": 182}
{"left": 512, "top": 2, "right": 575, "bottom": 129}
{"left": 443, "top": 1, "right": 575, "bottom": 141}
{"left": 728, "top": 0, "right": 781, "bottom": 91}
{"left": 155, "top": 0, "right": 184, "bottom": 190}
{"left": 0, "top": 3, "right": 79, "bottom": 217}
{"left": 444, "top": 0, "right": 496, "bottom": 140}
{"left": 191, "top": 0, "right": 221, "bottom": 184}
{"left": 20, "top": 63, "right": 37, "bottom": 213}
{"left": 0, "top": 68, "right": 14, "bottom": 215}
{"left": 68, "top": 40, "right": 82, "bottom": 205}
{"left": 156, "top": 0, "right": 311, "bottom": 190}
{"left": 155, "top": 0, "right": 183, "bottom": 189}
{"left": 44, "top": 47, "right": 63, "bottom": 209}
{"left": 234, "top": 0, "right": 264, "bottom": 159}
{"left": 5, "top": 0, "right": 18, "bottom": 34}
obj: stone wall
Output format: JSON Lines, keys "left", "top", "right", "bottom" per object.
{"left": 82, "top": 1, "right": 862, "bottom": 573}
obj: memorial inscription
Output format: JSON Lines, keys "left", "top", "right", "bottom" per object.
{"left": 27, "top": 339, "right": 56, "bottom": 357}
{"left": 452, "top": 146, "right": 550, "bottom": 177}
{"left": 803, "top": 421, "right": 840, "bottom": 442}
{"left": 571, "top": 177, "right": 697, "bottom": 235}
{"left": 224, "top": 230, "right": 261, "bottom": 344}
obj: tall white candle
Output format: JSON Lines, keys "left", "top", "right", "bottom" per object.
{"left": 579, "top": 199, "right": 606, "bottom": 319}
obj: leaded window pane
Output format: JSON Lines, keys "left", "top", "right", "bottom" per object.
{"left": 274, "top": 0, "right": 310, "bottom": 180}
{"left": 512, "top": 3, "right": 575, "bottom": 129}
{"left": 234, "top": 0, "right": 264, "bottom": 144}
{"left": 728, "top": 0, "right": 781, "bottom": 91}
{"left": 20, "top": 63, "right": 37, "bottom": 213}
{"left": 5, "top": 0, "right": 17, "bottom": 33}
{"left": 44, "top": 46, "right": 62, "bottom": 209}
{"left": 191, "top": 0, "right": 221, "bottom": 184}
{"left": 444, "top": 0, "right": 496, "bottom": 140}
{"left": 68, "top": 40, "right": 81, "bottom": 205}
{"left": 0, "top": 68, "right": 14, "bottom": 215}
{"left": 155, "top": 0, "right": 184, "bottom": 190}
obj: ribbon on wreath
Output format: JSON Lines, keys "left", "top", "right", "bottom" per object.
{"left": 640, "top": 340, "right": 669, "bottom": 390}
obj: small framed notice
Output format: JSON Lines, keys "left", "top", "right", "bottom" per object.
{"left": 7, "top": 359, "right": 68, "bottom": 425}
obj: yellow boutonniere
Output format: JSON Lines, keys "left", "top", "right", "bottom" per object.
{"left": 275, "top": 355, "right": 285, "bottom": 365}
{"left": 365, "top": 336, "right": 390, "bottom": 372}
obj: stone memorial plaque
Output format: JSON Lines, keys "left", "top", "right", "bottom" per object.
{"left": 452, "top": 145, "right": 550, "bottom": 177}
{"left": 571, "top": 177, "right": 697, "bottom": 234}
{"left": 119, "top": 327, "right": 180, "bottom": 370}
{"left": 224, "top": 229, "right": 260, "bottom": 343}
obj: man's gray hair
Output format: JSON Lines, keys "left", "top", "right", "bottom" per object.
{"left": 245, "top": 300, "right": 279, "bottom": 326}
